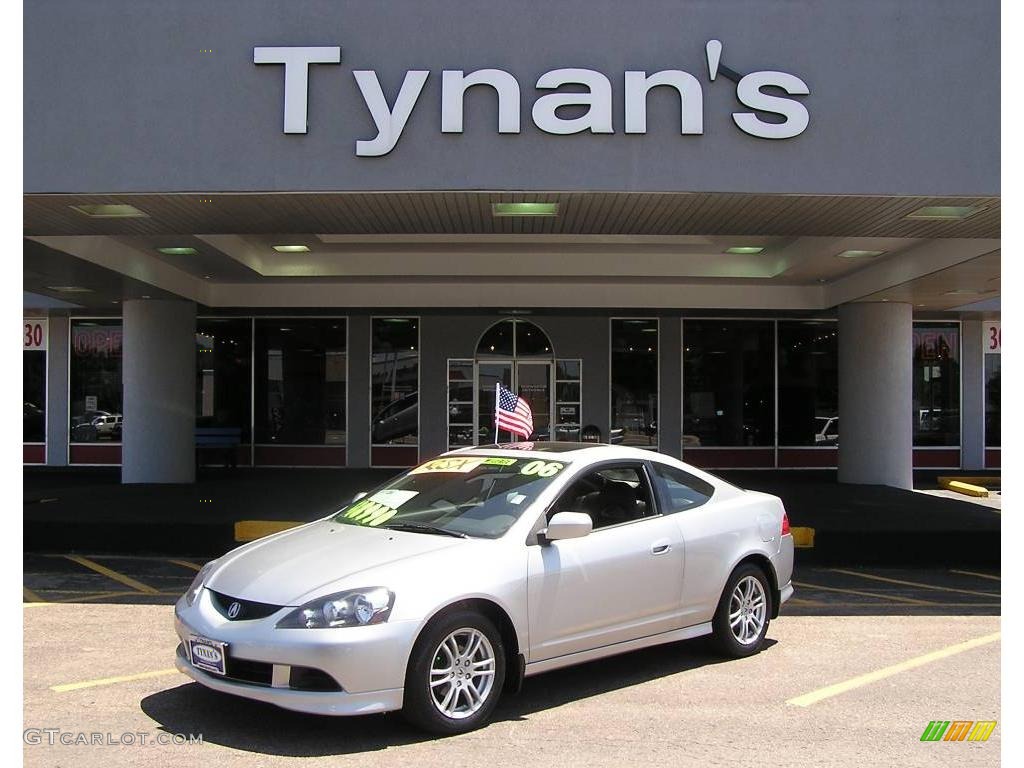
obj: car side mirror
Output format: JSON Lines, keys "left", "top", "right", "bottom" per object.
{"left": 352, "top": 492, "right": 368, "bottom": 503}
{"left": 543, "top": 511, "right": 592, "bottom": 543}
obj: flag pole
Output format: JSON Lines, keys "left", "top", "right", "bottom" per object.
{"left": 494, "top": 382, "right": 501, "bottom": 443}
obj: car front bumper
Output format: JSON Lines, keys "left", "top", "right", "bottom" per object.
{"left": 174, "top": 589, "right": 419, "bottom": 716}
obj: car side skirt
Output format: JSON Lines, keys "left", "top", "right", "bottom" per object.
{"left": 523, "top": 622, "right": 713, "bottom": 677}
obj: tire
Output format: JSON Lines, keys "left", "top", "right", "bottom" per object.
{"left": 402, "top": 610, "right": 506, "bottom": 735}
{"left": 710, "top": 563, "right": 773, "bottom": 658}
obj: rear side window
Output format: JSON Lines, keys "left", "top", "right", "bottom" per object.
{"left": 650, "top": 463, "right": 715, "bottom": 513}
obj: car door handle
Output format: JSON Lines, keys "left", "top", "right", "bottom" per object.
{"left": 651, "top": 541, "right": 672, "bottom": 555}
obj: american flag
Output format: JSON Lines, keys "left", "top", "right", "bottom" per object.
{"left": 495, "top": 382, "right": 533, "bottom": 440}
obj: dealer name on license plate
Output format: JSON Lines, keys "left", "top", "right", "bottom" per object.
{"left": 188, "top": 635, "right": 227, "bottom": 675}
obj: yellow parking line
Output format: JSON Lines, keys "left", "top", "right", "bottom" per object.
{"left": 51, "top": 668, "right": 181, "bottom": 693}
{"left": 793, "top": 581, "right": 936, "bottom": 606}
{"left": 63, "top": 555, "right": 160, "bottom": 595}
{"left": 951, "top": 569, "right": 1001, "bottom": 582}
{"left": 168, "top": 559, "right": 202, "bottom": 572}
{"left": 23, "top": 586, "right": 44, "bottom": 603}
{"left": 830, "top": 568, "right": 999, "bottom": 598}
{"left": 787, "top": 632, "right": 1000, "bottom": 707}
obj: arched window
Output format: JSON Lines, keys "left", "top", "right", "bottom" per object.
{"left": 475, "top": 319, "right": 554, "bottom": 360}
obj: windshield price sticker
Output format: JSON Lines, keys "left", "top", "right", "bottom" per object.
{"left": 343, "top": 499, "right": 399, "bottom": 527}
{"left": 411, "top": 456, "right": 518, "bottom": 474}
{"left": 369, "top": 489, "right": 418, "bottom": 508}
{"left": 520, "top": 460, "right": 564, "bottom": 478}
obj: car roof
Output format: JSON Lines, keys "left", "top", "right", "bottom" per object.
{"left": 444, "top": 441, "right": 673, "bottom": 463}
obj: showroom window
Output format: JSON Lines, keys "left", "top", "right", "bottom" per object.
{"left": 69, "top": 319, "right": 123, "bottom": 443}
{"left": 683, "top": 320, "right": 774, "bottom": 447}
{"left": 23, "top": 318, "right": 46, "bottom": 444}
{"left": 254, "top": 319, "right": 347, "bottom": 445}
{"left": 371, "top": 318, "right": 419, "bottom": 446}
{"left": 196, "top": 318, "right": 252, "bottom": 444}
{"left": 777, "top": 321, "right": 838, "bottom": 446}
{"left": 912, "top": 323, "right": 960, "bottom": 447}
{"left": 985, "top": 349, "right": 1000, "bottom": 447}
{"left": 610, "top": 319, "right": 658, "bottom": 448}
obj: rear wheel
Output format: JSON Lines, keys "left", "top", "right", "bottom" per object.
{"left": 710, "top": 563, "right": 772, "bottom": 658}
{"left": 402, "top": 610, "right": 505, "bottom": 735}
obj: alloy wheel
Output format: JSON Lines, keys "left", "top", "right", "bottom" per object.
{"left": 729, "top": 575, "right": 767, "bottom": 645}
{"left": 428, "top": 627, "right": 497, "bottom": 719}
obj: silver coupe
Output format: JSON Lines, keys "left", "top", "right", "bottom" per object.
{"left": 175, "top": 442, "right": 795, "bottom": 734}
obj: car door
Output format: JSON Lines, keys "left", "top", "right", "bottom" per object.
{"left": 648, "top": 461, "right": 742, "bottom": 625}
{"left": 526, "top": 462, "right": 685, "bottom": 663}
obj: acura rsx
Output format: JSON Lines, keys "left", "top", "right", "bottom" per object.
{"left": 174, "top": 442, "right": 794, "bottom": 734}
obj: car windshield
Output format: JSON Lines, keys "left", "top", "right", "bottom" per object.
{"left": 332, "top": 455, "right": 570, "bottom": 539}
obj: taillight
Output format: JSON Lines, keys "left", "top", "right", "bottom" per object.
{"left": 781, "top": 511, "right": 791, "bottom": 536}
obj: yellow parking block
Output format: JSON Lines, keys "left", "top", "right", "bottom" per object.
{"left": 791, "top": 527, "right": 815, "bottom": 548}
{"left": 941, "top": 480, "right": 989, "bottom": 498}
{"left": 938, "top": 475, "right": 999, "bottom": 488}
{"left": 234, "top": 520, "right": 301, "bottom": 542}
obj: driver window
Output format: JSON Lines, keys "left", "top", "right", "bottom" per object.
{"left": 550, "top": 464, "right": 656, "bottom": 529}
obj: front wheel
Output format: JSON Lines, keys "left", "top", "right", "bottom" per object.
{"left": 402, "top": 610, "right": 506, "bottom": 735}
{"left": 710, "top": 564, "right": 772, "bottom": 658}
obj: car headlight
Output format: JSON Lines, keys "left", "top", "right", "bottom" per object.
{"left": 276, "top": 587, "right": 394, "bottom": 629}
{"left": 184, "top": 561, "right": 216, "bottom": 607}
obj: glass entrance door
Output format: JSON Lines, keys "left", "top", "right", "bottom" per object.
{"left": 475, "top": 362, "right": 553, "bottom": 443}
{"left": 477, "top": 362, "right": 512, "bottom": 444}
{"left": 515, "top": 362, "right": 552, "bottom": 441}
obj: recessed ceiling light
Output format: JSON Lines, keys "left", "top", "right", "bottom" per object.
{"left": 157, "top": 247, "right": 198, "bottom": 256}
{"left": 491, "top": 202, "right": 559, "bottom": 217}
{"left": 46, "top": 285, "right": 93, "bottom": 293}
{"left": 203, "top": 275, "right": 212, "bottom": 279}
{"left": 836, "top": 249, "right": 885, "bottom": 259}
{"left": 724, "top": 246, "right": 764, "bottom": 255}
{"left": 141, "top": 295, "right": 151, "bottom": 299}
{"left": 906, "top": 205, "right": 985, "bottom": 220}
{"left": 70, "top": 204, "right": 149, "bottom": 218}
{"left": 942, "top": 289, "right": 983, "bottom": 295}
{"left": 272, "top": 244, "right": 310, "bottom": 253}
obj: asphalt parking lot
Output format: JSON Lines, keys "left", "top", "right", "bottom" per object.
{"left": 23, "top": 554, "right": 1000, "bottom": 767}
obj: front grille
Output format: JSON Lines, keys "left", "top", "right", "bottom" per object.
{"left": 209, "top": 590, "right": 283, "bottom": 621}
{"left": 225, "top": 656, "right": 274, "bottom": 686}
{"left": 180, "top": 642, "right": 342, "bottom": 692}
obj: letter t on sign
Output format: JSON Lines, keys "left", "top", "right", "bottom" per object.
{"left": 254, "top": 46, "right": 341, "bottom": 133}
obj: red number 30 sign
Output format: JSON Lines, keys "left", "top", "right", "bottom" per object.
{"left": 23, "top": 319, "right": 47, "bottom": 351}
{"left": 984, "top": 321, "right": 1001, "bottom": 354}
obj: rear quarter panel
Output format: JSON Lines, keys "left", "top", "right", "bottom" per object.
{"left": 670, "top": 489, "right": 785, "bottom": 625}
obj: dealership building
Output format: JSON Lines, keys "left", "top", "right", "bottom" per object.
{"left": 23, "top": 0, "right": 1000, "bottom": 489}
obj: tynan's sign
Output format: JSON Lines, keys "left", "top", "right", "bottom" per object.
{"left": 254, "top": 39, "right": 810, "bottom": 156}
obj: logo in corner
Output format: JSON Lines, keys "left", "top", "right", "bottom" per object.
{"left": 921, "top": 720, "right": 997, "bottom": 742}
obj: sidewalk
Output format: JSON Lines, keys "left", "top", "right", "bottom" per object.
{"left": 24, "top": 466, "right": 1000, "bottom": 565}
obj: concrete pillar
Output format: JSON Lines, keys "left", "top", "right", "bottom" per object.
{"left": 45, "top": 312, "right": 70, "bottom": 466}
{"left": 960, "top": 319, "right": 985, "bottom": 470}
{"left": 122, "top": 300, "right": 195, "bottom": 483}
{"left": 347, "top": 314, "right": 371, "bottom": 468}
{"left": 838, "top": 302, "right": 913, "bottom": 488}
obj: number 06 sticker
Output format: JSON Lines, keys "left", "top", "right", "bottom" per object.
{"left": 520, "top": 460, "right": 564, "bottom": 477}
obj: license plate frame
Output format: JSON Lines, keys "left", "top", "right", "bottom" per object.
{"left": 188, "top": 635, "right": 227, "bottom": 676}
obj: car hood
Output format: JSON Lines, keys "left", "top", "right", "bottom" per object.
{"left": 206, "top": 519, "right": 464, "bottom": 606}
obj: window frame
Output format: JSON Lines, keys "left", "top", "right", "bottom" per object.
{"left": 646, "top": 459, "right": 716, "bottom": 514}
{"left": 535, "top": 459, "right": 664, "bottom": 538}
